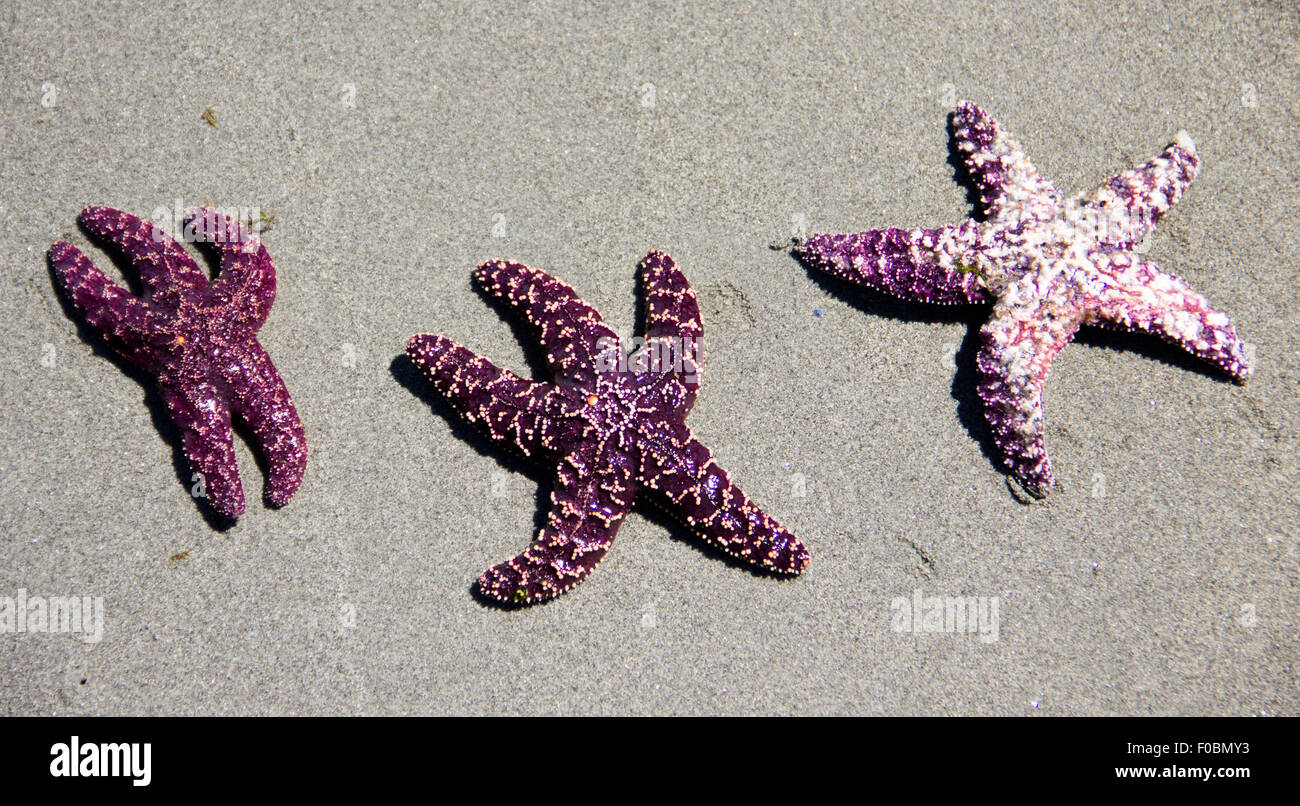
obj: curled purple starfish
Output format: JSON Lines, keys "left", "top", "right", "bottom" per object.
{"left": 798, "top": 101, "right": 1253, "bottom": 497}
{"left": 406, "top": 251, "right": 808, "bottom": 604}
{"left": 50, "top": 206, "right": 307, "bottom": 518}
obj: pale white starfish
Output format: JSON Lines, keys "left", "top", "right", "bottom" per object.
{"left": 798, "top": 101, "right": 1253, "bottom": 496}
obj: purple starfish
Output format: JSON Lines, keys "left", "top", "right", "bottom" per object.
{"left": 406, "top": 251, "right": 808, "bottom": 604}
{"left": 798, "top": 101, "right": 1253, "bottom": 497}
{"left": 50, "top": 206, "right": 308, "bottom": 518}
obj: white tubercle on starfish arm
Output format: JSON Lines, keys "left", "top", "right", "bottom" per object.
{"left": 999, "top": 341, "right": 1035, "bottom": 379}
{"left": 1162, "top": 309, "right": 1206, "bottom": 342}
{"left": 1148, "top": 273, "right": 1179, "bottom": 292}
{"left": 1002, "top": 280, "right": 1028, "bottom": 307}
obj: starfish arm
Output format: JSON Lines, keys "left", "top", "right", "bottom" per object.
{"left": 952, "top": 101, "right": 1064, "bottom": 223}
{"left": 220, "top": 339, "right": 308, "bottom": 507}
{"left": 477, "top": 447, "right": 638, "bottom": 604}
{"left": 78, "top": 206, "right": 208, "bottom": 312}
{"left": 1085, "top": 133, "right": 1200, "bottom": 247}
{"left": 1090, "top": 254, "right": 1253, "bottom": 380}
{"left": 637, "top": 250, "right": 704, "bottom": 411}
{"left": 406, "top": 333, "right": 573, "bottom": 459}
{"left": 157, "top": 375, "right": 245, "bottom": 518}
{"left": 976, "top": 281, "right": 1085, "bottom": 497}
{"left": 474, "top": 259, "right": 621, "bottom": 390}
{"left": 186, "top": 207, "right": 276, "bottom": 331}
{"left": 49, "top": 241, "right": 166, "bottom": 370}
{"left": 798, "top": 224, "right": 991, "bottom": 305}
{"left": 639, "top": 423, "right": 808, "bottom": 574}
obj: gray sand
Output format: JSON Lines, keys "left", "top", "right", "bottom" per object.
{"left": 1, "top": 1, "right": 1296, "bottom": 715}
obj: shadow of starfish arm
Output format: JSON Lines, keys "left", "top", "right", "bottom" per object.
{"left": 186, "top": 208, "right": 276, "bottom": 331}
{"left": 406, "top": 333, "right": 573, "bottom": 459}
{"left": 477, "top": 453, "right": 637, "bottom": 605}
{"left": 975, "top": 290, "right": 1084, "bottom": 498}
{"left": 1089, "top": 254, "right": 1253, "bottom": 380}
{"left": 221, "top": 339, "right": 308, "bottom": 507}
{"left": 641, "top": 431, "right": 808, "bottom": 574}
{"left": 952, "top": 100, "right": 1063, "bottom": 222}
{"left": 78, "top": 205, "right": 208, "bottom": 311}
{"left": 49, "top": 241, "right": 166, "bottom": 370}
{"left": 473, "top": 259, "right": 620, "bottom": 389}
{"left": 157, "top": 375, "right": 245, "bottom": 518}
{"left": 797, "top": 225, "right": 991, "bottom": 305}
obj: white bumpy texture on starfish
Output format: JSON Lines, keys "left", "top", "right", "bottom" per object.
{"left": 797, "top": 101, "right": 1253, "bottom": 497}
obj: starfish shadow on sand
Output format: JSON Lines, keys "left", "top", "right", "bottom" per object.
{"left": 796, "top": 251, "right": 1008, "bottom": 489}
{"left": 389, "top": 352, "right": 551, "bottom": 610}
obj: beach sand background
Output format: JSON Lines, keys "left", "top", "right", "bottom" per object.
{"left": 1, "top": 0, "right": 1296, "bottom": 715}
